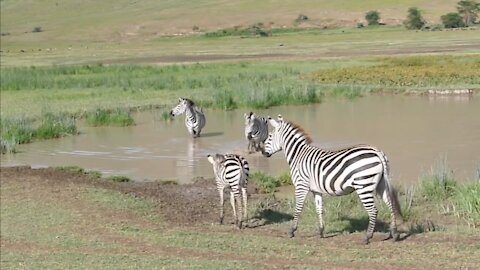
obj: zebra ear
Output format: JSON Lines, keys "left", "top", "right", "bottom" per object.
{"left": 269, "top": 117, "right": 279, "bottom": 128}
{"left": 178, "top": 98, "right": 183, "bottom": 102}
{"left": 277, "top": 114, "right": 283, "bottom": 122}
{"left": 207, "top": 155, "right": 215, "bottom": 164}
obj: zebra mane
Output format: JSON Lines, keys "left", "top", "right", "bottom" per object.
{"left": 183, "top": 98, "right": 195, "bottom": 107}
{"left": 286, "top": 121, "right": 313, "bottom": 144}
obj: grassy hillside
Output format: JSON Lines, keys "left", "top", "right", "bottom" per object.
{"left": 0, "top": 0, "right": 460, "bottom": 40}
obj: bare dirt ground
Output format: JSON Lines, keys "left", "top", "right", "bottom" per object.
{"left": 1, "top": 166, "right": 479, "bottom": 269}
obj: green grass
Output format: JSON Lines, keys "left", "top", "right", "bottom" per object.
{"left": 250, "top": 171, "right": 292, "bottom": 193}
{"left": 85, "top": 108, "right": 135, "bottom": 127}
{"left": 308, "top": 55, "right": 480, "bottom": 91}
{"left": 105, "top": 175, "right": 131, "bottom": 183}
{"left": 0, "top": 112, "right": 77, "bottom": 153}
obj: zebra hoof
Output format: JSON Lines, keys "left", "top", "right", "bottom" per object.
{"left": 393, "top": 233, "right": 400, "bottom": 242}
{"left": 363, "top": 238, "right": 371, "bottom": 245}
{"left": 288, "top": 230, "right": 295, "bottom": 238}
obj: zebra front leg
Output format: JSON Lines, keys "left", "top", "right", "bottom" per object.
{"left": 289, "top": 188, "right": 309, "bottom": 238}
{"left": 314, "top": 193, "right": 325, "bottom": 238}
{"left": 218, "top": 188, "right": 225, "bottom": 224}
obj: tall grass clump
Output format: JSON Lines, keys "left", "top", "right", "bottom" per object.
{"left": 418, "top": 156, "right": 457, "bottom": 201}
{"left": 34, "top": 112, "right": 78, "bottom": 140}
{"left": 0, "top": 116, "right": 34, "bottom": 153}
{"left": 85, "top": 108, "right": 135, "bottom": 126}
{"left": 250, "top": 171, "right": 291, "bottom": 193}
{"left": 453, "top": 182, "right": 480, "bottom": 228}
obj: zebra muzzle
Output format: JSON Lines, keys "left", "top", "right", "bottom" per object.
{"left": 261, "top": 151, "right": 272, "bottom": 157}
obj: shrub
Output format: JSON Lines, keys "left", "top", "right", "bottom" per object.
{"left": 457, "top": 0, "right": 480, "bottom": 26}
{"left": 295, "top": 14, "right": 309, "bottom": 23}
{"left": 418, "top": 157, "right": 457, "bottom": 201}
{"left": 441, "top": 12, "right": 465, "bottom": 28}
{"left": 365, "top": 10, "right": 380, "bottom": 26}
{"left": 404, "top": 7, "right": 426, "bottom": 30}
{"left": 250, "top": 171, "right": 291, "bottom": 193}
{"left": 453, "top": 182, "right": 480, "bottom": 228}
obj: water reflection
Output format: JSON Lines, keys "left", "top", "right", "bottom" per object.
{"left": 2, "top": 95, "right": 479, "bottom": 184}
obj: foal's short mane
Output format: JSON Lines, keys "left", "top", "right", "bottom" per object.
{"left": 183, "top": 98, "right": 195, "bottom": 107}
{"left": 286, "top": 121, "right": 313, "bottom": 144}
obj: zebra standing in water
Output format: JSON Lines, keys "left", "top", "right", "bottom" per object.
{"left": 262, "top": 115, "right": 402, "bottom": 244}
{"left": 244, "top": 112, "right": 269, "bottom": 153}
{"left": 207, "top": 153, "right": 249, "bottom": 229}
{"left": 170, "top": 98, "right": 206, "bottom": 138}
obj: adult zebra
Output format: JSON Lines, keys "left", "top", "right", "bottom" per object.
{"left": 244, "top": 112, "right": 269, "bottom": 153}
{"left": 207, "top": 153, "right": 249, "bottom": 229}
{"left": 170, "top": 98, "right": 206, "bottom": 138}
{"left": 262, "top": 115, "right": 402, "bottom": 244}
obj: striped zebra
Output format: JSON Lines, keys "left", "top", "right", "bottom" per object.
{"left": 244, "top": 112, "right": 269, "bottom": 153}
{"left": 207, "top": 153, "right": 249, "bottom": 229}
{"left": 170, "top": 98, "right": 206, "bottom": 138}
{"left": 262, "top": 115, "right": 402, "bottom": 244}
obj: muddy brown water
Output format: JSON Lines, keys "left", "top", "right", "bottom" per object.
{"left": 2, "top": 95, "right": 479, "bottom": 185}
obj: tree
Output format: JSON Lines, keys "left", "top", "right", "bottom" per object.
{"left": 441, "top": 12, "right": 465, "bottom": 28}
{"left": 404, "top": 7, "right": 426, "bottom": 29}
{"left": 365, "top": 10, "right": 380, "bottom": 26}
{"left": 457, "top": 0, "right": 480, "bottom": 26}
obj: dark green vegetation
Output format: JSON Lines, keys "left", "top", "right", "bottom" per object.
{"left": 250, "top": 171, "right": 292, "bottom": 194}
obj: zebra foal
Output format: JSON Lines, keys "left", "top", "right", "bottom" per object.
{"left": 262, "top": 115, "right": 402, "bottom": 244}
{"left": 170, "top": 98, "right": 206, "bottom": 138}
{"left": 244, "top": 112, "right": 269, "bottom": 153}
{"left": 207, "top": 153, "right": 249, "bottom": 229}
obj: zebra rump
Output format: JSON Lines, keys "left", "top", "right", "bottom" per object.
{"left": 207, "top": 153, "right": 249, "bottom": 229}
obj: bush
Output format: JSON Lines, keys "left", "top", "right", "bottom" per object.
{"left": 365, "top": 10, "right": 380, "bottom": 26}
{"left": 404, "top": 7, "right": 426, "bottom": 30}
{"left": 34, "top": 112, "right": 78, "bottom": 140}
{"left": 250, "top": 171, "right": 291, "bottom": 193}
{"left": 295, "top": 14, "right": 309, "bottom": 23}
{"left": 441, "top": 12, "right": 465, "bottom": 28}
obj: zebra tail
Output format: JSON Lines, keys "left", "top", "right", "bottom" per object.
{"left": 379, "top": 151, "right": 403, "bottom": 220}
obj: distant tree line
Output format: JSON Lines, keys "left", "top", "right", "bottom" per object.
{"left": 364, "top": 0, "right": 479, "bottom": 30}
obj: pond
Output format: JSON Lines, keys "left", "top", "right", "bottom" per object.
{"left": 2, "top": 94, "right": 479, "bottom": 185}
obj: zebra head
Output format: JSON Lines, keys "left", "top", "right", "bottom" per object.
{"left": 207, "top": 154, "right": 226, "bottom": 171}
{"left": 170, "top": 98, "right": 192, "bottom": 117}
{"left": 244, "top": 112, "right": 255, "bottom": 139}
{"left": 262, "top": 115, "right": 284, "bottom": 158}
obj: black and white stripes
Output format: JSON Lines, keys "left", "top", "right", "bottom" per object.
{"left": 244, "top": 112, "right": 269, "bottom": 153}
{"left": 170, "top": 98, "right": 206, "bottom": 138}
{"left": 207, "top": 153, "right": 249, "bottom": 229}
{"left": 262, "top": 115, "right": 401, "bottom": 244}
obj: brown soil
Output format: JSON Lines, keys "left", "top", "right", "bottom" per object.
{"left": 1, "top": 166, "right": 479, "bottom": 269}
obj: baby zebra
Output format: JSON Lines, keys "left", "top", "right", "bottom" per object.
{"left": 207, "top": 153, "right": 249, "bottom": 229}
{"left": 244, "top": 112, "right": 269, "bottom": 153}
{"left": 170, "top": 98, "right": 206, "bottom": 138}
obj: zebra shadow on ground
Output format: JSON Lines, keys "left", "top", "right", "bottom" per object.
{"left": 325, "top": 215, "right": 428, "bottom": 241}
{"left": 245, "top": 209, "right": 293, "bottom": 228}
{"left": 200, "top": 132, "right": 223, "bottom": 138}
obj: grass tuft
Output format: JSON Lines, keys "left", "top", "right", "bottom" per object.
{"left": 85, "top": 108, "right": 135, "bottom": 126}
{"left": 106, "top": 175, "right": 131, "bottom": 183}
{"left": 250, "top": 171, "right": 291, "bottom": 193}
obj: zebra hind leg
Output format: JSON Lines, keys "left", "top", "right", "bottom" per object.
{"left": 230, "top": 192, "right": 243, "bottom": 229}
{"left": 218, "top": 188, "right": 225, "bottom": 224}
{"left": 356, "top": 186, "right": 378, "bottom": 245}
{"left": 377, "top": 180, "right": 400, "bottom": 241}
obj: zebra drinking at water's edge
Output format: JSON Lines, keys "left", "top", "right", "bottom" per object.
{"left": 207, "top": 153, "right": 249, "bottom": 229}
{"left": 244, "top": 112, "right": 269, "bottom": 153}
{"left": 170, "top": 98, "right": 206, "bottom": 138}
{"left": 262, "top": 115, "right": 402, "bottom": 244}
